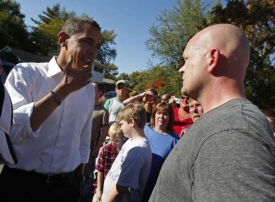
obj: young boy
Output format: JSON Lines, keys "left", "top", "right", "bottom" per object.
{"left": 102, "top": 103, "right": 152, "bottom": 202}
{"left": 93, "top": 123, "right": 125, "bottom": 202}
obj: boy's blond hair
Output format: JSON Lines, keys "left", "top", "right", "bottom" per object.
{"left": 117, "top": 103, "right": 147, "bottom": 128}
{"left": 108, "top": 122, "right": 124, "bottom": 139}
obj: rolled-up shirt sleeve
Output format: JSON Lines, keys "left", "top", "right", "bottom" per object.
{"left": 5, "top": 65, "right": 41, "bottom": 143}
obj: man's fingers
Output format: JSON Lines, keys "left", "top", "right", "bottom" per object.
{"left": 63, "top": 55, "right": 73, "bottom": 74}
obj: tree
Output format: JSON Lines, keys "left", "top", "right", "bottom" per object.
{"left": 29, "top": 4, "right": 75, "bottom": 56}
{"left": 208, "top": 0, "right": 275, "bottom": 108}
{"left": 0, "top": 0, "right": 31, "bottom": 51}
{"left": 29, "top": 4, "right": 118, "bottom": 76}
{"left": 103, "top": 63, "right": 119, "bottom": 80}
{"left": 128, "top": 65, "right": 182, "bottom": 96}
{"left": 144, "top": 0, "right": 214, "bottom": 96}
{"left": 97, "top": 30, "right": 117, "bottom": 65}
{"left": 146, "top": 0, "right": 211, "bottom": 68}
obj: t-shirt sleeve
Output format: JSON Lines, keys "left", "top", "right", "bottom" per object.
{"left": 117, "top": 147, "right": 146, "bottom": 189}
{"left": 193, "top": 130, "right": 275, "bottom": 201}
{"left": 104, "top": 99, "right": 111, "bottom": 111}
{"left": 101, "top": 109, "right": 109, "bottom": 126}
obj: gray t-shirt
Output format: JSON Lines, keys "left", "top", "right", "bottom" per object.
{"left": 149, "top": 98, "right": 275, "bottom": 202}
{"left": 102, "top": 137, "right": 152, "bottom": 202}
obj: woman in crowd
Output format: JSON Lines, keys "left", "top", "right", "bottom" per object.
{"left": 123, "top": 88, "right": 159, "bottom": 122}
{"left": 142, "top": 102, "right": 179, "bottom": 201}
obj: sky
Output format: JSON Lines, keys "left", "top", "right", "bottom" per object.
{"left": 18, "top": 0, "right": 219, "bottom": 75}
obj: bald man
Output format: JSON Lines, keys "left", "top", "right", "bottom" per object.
{"left": 149, "top": 24, "right": 275, "bottom": 202}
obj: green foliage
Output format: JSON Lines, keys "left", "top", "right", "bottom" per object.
{"left": 146, "top": 0, "right": 208, "bottom": 68}
{"left": 104, "top": 63, "right": 119, "bottom": 80}
{"left": 128, "top": 65, "right": 182, "bottom": 96}
{"left": 0, "top": 0, "right": 31, "bottom": 50}
{"left": 128, "top": 0, "right": 212, "bottom": 97}
{"left": 31, "top": 3, "right": 75, "bottom": 25}
{"left": 29, "top": 3, "right": 117, "bottom": 68}
{"left": 29, "top": 4, "right": 75, "bottom": 56}
{"left": 208, "top": 0, "right": 275, "bottom": 108}
{"left": 97, "top": 30, "right": 117, "bottom": 65}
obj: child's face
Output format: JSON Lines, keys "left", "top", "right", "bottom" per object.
{"left": 119, "top": 120, "right": 132, "bottom": 138}
{"left": 110, "top": 136, "right": 124, "bottom": 150}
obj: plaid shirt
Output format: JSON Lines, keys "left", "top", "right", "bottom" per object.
{"left": 96, "top": 143, "right": 119, "bottom": 179}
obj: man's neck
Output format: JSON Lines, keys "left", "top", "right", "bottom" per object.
{"left": 117, "top": 95, "right": 127, "bottom": 102}
{"left": 199, "top": 84, "right": 246, "bottom": 114}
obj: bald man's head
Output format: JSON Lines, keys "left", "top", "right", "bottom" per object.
{"left": 196, "top": 24, "right": 250, "bottom": 72}
{"left": 179, "top": 24, "right": 250, "bottom": 101}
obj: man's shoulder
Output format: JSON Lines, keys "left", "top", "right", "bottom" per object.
{"left": 186, "top": 98, "right": 273, "bottom": 146}
{"left": 113, "top": 97, "right": 123, "bottom": 104}
{"left": 104, "top": 97, "right": 116, "bottom": 105}
{"left": 13, "top": 61, "right": 48, "bottom": 71}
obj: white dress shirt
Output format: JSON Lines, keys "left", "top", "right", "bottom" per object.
{"left": 5, "top": 57, "right": 95, "bottom": 174}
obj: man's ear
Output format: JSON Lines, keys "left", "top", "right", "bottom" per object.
{"left": 58, "top": 32, "right": 69, "bottom": 47}
{"left": 207, "top": 48, "right": 220, "bottom": 73}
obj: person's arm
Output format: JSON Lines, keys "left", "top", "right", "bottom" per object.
{"left": 105, "top": 184, "right": 128, "bottom": 202}
{"left": 92, "top": 125, "right": 109, "bottom": 158}
{"left": 104, "top": 98, "right": 111, "bottom": 110}
{"left": 169, "top": 96, "right": 177, "bottom": 108}
{"left": 123, "top": 92, "right": 145, "bottom": 105}
{"left": 95, "top": 146, "right": 107, "bottom": 199}
{"left": 95, "top": 171, "right": 104, "bottom": 200}
{"left": 30, "top": 56, "right": 92, "bottom": 131}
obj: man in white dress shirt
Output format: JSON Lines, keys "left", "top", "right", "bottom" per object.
{"left": 0, "top": 16, "right": 101, "bottom": 202}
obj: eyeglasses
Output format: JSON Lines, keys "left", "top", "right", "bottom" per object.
{"left": 117, "top": 86, "right": 126, "bottom": 90}
{"left": 181, "top": 96, "right": 189, "bottom": 100}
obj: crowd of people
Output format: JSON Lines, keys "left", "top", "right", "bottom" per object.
{"left": 1, "top": 16, "right": 275, "bottom": 202}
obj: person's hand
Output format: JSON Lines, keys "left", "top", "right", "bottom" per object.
{"left": 91, "top": 148, "right": 100, "bottom": 158}
{"left": 169, "top": 96, "right": 176, "bottom": 104}
{"left": 139, "top": 92, "right": 146, "bottom": 98}
{"left": 169, "top": 96, "right": 177, "bottom": 107}
{"left": 61, "top": 55, "right": 92, "bottom": 94}
{"left": 144, "top": 92, "right": 155, "bottom": 104}
{"left": 95, "top": 187, "right": 102, "bottom": 200}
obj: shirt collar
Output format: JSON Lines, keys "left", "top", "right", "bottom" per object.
{"left": 47, "top": 57, "right": 63, "bottom": 78}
